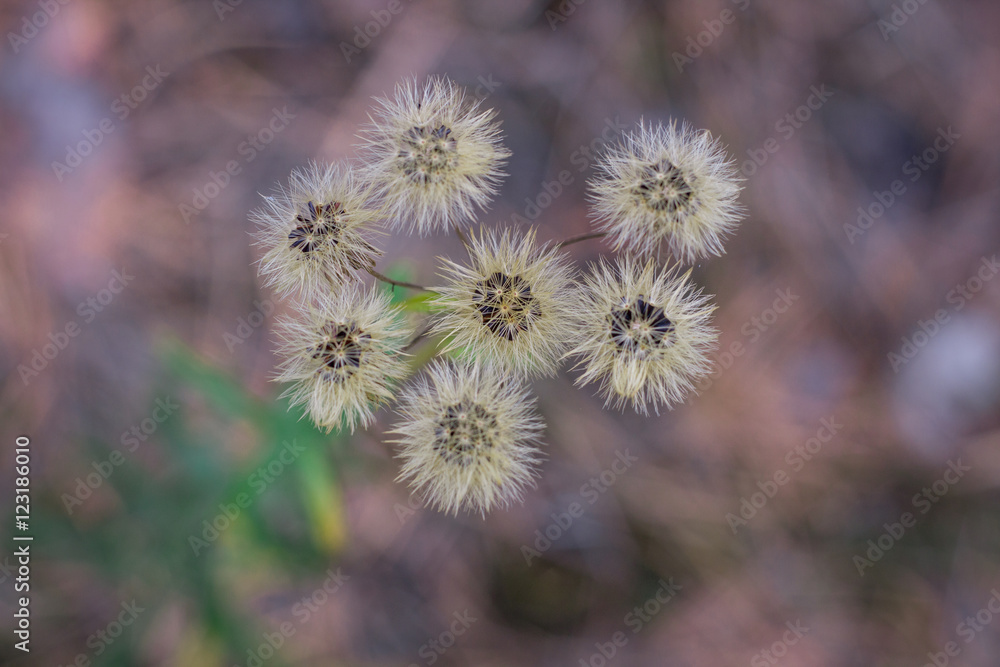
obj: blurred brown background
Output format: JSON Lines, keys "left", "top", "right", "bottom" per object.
{"left": 2, "top": 0, "right": 1000, "bottom": 665}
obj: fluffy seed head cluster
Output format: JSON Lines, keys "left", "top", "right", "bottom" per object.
{"left": 392, "top": 360, "right": 544, "bottom": 516}
{"left": 433, "top": 228, "right": 577, "bottom": 377}
{"left": 359, "top": 77, "right": 510, "bottom": 235}
{"left": 274, "top": 286, "right": 410, "bottom": 433}
{"left": 568, "top": 258, "right": 718, "bottom": 414}
{"left": 253, "top": 162, "right": 382, "bottom": 298}
{"left": 589, "top": 121, "right": 743, "bottom": 263}
{"left": 250, "top": 75, "right": 747, "bottom": 517}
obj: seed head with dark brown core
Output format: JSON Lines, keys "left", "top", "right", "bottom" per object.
{"left": 309, "top": 322, "right": 371, "bottom": 383}
{"left": 432, "top": 402, "right": 498, "bottom": 467}
{"left": 608, "top": 296, "right": 675, "bottom": 357}
{"left": 472, "top": 272, "right": 541, "bottom": 342}
{"left": 397, "top": 125, "right": 459, "bottom": 184}
{"left": 632, "top": 160, "right": 696, "bottom": 217}
{"left": 288, "top": 200, "right": 346, "bottom": 254}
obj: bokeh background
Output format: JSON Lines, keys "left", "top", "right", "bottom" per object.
{"left": 2, "top": 0, "right": 1000, "bottom": 665}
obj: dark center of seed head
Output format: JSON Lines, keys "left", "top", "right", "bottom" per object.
{"left": 310, "top": 322, "right": 370, "bottom": 383}
{"left": 473, "top": 272, "right": 540, "bottom": 341}
{"left": 608, "top": 296, "right": 675, "bottom": 354}
{"left": 288, "top": 200, "right": 346, "bottom": 254}
{"left": 397, "top": 124, "right": 459, "bottom": 184}
{"left": 632, "top": 159, "right": 695, "bottom": 216}
{"left": 433, "top": 402, "right": 498, "bottom": 466}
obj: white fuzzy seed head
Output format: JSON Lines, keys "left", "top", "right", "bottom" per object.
{"left": 392, "top": 360, "right": 544, "bottom": 516}
{"left": 588, "top": 120, "right": 743, "bottom": 263}
{"left": 432, "top": 227, "right": 578, "bottom": 378}
{"left": 567, "top": 258, "right": 718, "bottom": 414}
{"left": 252, "top": 162, "right": 383, "bottom": 299}
{"left": 273, "top": 285, "right": 411, "bottom": 433}
{"left": 358, "top": 76, "right": 510, "bottom": 235}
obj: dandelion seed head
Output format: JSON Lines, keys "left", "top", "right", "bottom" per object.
{"left": 567, "top": 258, "right": 717, "bottom": 414}
{"left": 252, "top": 162, "right": 382, "bottom": 298}
{"left": 392, "top": 360, "right": 544, "bottom": 516}
{"left": 433, "top": 228, "right": 578, "bottom": 377}
{"left": 589, "top": 120, "right": 743, "bottom": 263}
{"left": 359, "top": 76, "right": 510, "bottom": 235}
{"left": 274, "top": 285, "right": 410, "bottom": 433}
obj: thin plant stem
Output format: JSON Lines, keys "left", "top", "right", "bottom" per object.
{"left": 403, "top": 321, "right": 435, "bottom": 353}
{"left": 455, "top": 228, "right": 471, "bottom": 249}
{"left": 365, "top": 266, "right": 435, "bottom": 293}
{"left": 555, "top": 231, "right": 607, "bottom": 249}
